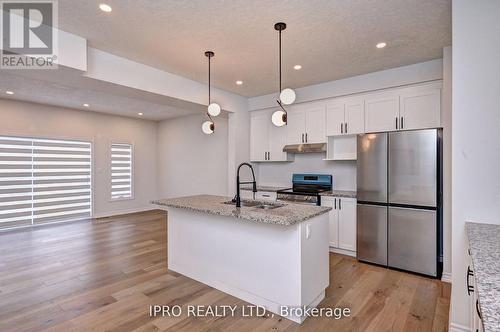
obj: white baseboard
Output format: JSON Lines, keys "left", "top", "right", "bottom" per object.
{"left": 329, "top": 247, "right": 356, "bottom": 258}
{"left": 441, "top": 271, "right": 452, "bottom": 283}
{"left": 92, "top": 206, "right": 156, "bottom": 219}
{"left": 449, "top": 322, "right": 471, "bottom": 332}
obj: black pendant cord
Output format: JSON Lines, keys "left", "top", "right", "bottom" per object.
{"left": 204, "top": 51, "right": 215, "bottom": 124}
{"left": 274, "top": 22, "right": 288, "bottom": 124}
{"left": 279, "top": 29, "right": 282, "bottom": 93}
{"left": 208, "top": 54, "right": 211, "bottom": 105}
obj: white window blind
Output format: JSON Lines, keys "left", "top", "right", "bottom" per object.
{"left": 0, "top": 135, "right": 92, "bottom": 230}
{"left": 111, "top": 143, "right": 132, "bottom": 200}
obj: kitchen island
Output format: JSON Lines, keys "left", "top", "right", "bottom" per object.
{"left": 152, "top": 195, "right": 331, "bottom": 323}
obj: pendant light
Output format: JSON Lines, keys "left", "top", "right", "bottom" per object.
{"left": 272, "top": 22, "right": 296, "bottom": 127}
{"left": 202, "top": 51, "right": 220, "bottom": 135}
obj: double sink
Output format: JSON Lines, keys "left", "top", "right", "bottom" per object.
{"left": 223, "top": 200, "right": 285, "bottom": 210}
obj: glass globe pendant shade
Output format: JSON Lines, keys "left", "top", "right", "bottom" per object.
{"left": 207, "top": 103, "right": 221, "bottom": 117}
{"left": 279, "top": 88, "right": 296, "bottom": 105}
{"left": 202, "top": 120, "right": 215, "bottom": 134}
{"left": 271, "top": 110, "right": 287, "bottom": 127}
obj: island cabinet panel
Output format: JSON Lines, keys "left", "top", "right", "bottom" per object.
{"left": 165, "top": 208, "right": 329, "bottom": 324}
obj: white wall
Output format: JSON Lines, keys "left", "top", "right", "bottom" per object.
{"left": 451, "top": 1, "right": 500, "bottom": 331}
{"left": 257, "top": 156, "right": 356, "bottom": 191}
{"left": 0, "top": 98, "right": 158, "bottom": 217}
{"left": 157, "top": 114, "right": 229, "bottom": 198}
{"left": 442, "top": 46, "right": 452, "bottom": 281}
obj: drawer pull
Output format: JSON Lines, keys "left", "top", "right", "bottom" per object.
{"left": 467, "top": 265, "right": 474, "bottom": 296}
{"left": 476, "top": 299, "right": 482, "bottom": 320}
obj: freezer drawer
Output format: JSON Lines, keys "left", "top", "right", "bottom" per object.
{"left": 357, "top": 204, "right": 387, "bottom": 265}
{"left": 388, "top": 129, "right": 437, "bottom": 207}
{"left": 388, "top": 207, "right": 437, "bottom": 276}
{"left": 357, "top": 133, "right": 388, "bottom": 203}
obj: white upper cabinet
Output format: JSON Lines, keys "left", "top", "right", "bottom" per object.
{"left": 250, "top": 112, "right": 269, "bottom": 162}
{"left": 327, "top": 98, "right": 365, "bottom": 136}
{"left": 399, "top": 86, "right": 441, "bottom": 130}
{"left": 286, "top": 106, "right": 306, "bottom": 144}
{"left": 365, "top": 83, "right": 442, "bottom": 133}
{"left": 286, "top": 103, "right": 326, "bottom": 144}
{"left": 250, "top": 110, "right": 290, "bottom": 162}
{"left": 344, "top": 99, "right": 365, "bottom": 135}
{"left": 364, "top": 92, "right": 400, "bottom": 133}
{"left": 305, "top": 105, "right": 326, "bottom": 143}
{"left": 268, "top": 121, "right": 288, "bottom": 161}
{"left": 326, "top": 102, "right": 344, "bottom": 136}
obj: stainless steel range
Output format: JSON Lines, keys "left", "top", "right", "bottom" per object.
{"left": 277, "top": 174, "right": 332, "bottom": 205}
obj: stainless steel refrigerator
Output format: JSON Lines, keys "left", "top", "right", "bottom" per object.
{"left": 356, "top": 129, "right": 443, "bottom": 278}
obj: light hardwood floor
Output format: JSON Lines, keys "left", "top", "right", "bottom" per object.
{"left": 0, "top": 210, "right": 450, "bottom": 332}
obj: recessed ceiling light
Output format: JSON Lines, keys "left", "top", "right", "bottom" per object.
{"left": 83, "top": 103, "right": 89, "bottom": 107}
{"left": 293, "top": 64, "right": 302, "bottom": 70}
{"left": 376, "top": 42, "right": 387, "bottom": 49}
{"left": 5, "top": 91, "right": 14, "bottom": 95}
{"left": 235, "top": 80, "right": 243, "bottom": 85}
{"left": 138, "top": 112, "right": 143, "bottom": 116}
{"left": 99, "top": 3, "right": 112, "bottom": 12}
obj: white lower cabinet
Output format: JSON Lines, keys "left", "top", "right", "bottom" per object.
{"left": 322, "top": 196, "right": 357, "bottom": 254}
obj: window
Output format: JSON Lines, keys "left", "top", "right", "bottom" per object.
{"left": 110, "top": 143, "right": 133, "bottom": 200}
{"left": 0, "top": 135, "right": 92, "bottom": 230}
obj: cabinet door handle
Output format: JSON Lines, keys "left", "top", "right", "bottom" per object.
{"left": 334, "top": 198, "right": 336, "bottom": 209}
{"left": 262, "top": 194, "right": 270, "bottom": 197}
{"left": 467, "top": 266, "right": 474, "bottom": 295}
{"left": 339, "top": 198, "right": 342, "bottom": 210}
{"left": 302, "top": 133, "right": 304, "bottom": 143}
{"left": 268, "top": 152, "right": 270, "bottom": 160}
{"left": 345, "top": 122, "right": 348, "bottom": 133}
{"left": 476, "top": 299, "right": 482, "bottom": 320}
{"left": 341, "top": 123, "right": 344, "bottom": 134}
{"left": 396, "top": 117, "right": 398, "bottom": 130}
{"left": 401, "top": 116, "right": 404, "bottom": 129}
{"left": 305, "top": 133, "right": 308, "bottom": 142}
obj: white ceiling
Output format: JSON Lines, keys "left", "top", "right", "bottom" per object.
{"left": 0, "top": 71, "right": 202, "bottom": 121}
{"left": 58, "top": 0, "right": 451, "bottom": 97}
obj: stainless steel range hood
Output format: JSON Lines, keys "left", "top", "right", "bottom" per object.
{"left": 282, "top": 143, "right": 326, "bottom": 154}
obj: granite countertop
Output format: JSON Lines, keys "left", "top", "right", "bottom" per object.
{"left": 320, "top": 190, "right": 357, "bottom": 198}
{"left": 240, "top": 184, "right": 289, "bottom": 192}
{"left": 465, "top": 222, "right": 500, "bottom": 332}
{"left": 151, "top": 194, "right": 331, "bottom": 226}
